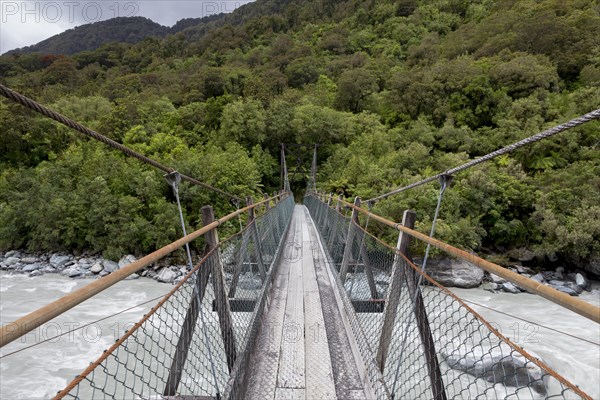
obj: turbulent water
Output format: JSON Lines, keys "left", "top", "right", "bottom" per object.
{"left": 0, "top": 272, "right": 169, "bottom": 399}
{"left": 1, "top": 272, "right": 599, "bottom": 399}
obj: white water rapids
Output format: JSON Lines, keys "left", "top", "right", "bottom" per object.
{"left": 0, "top": 272, "right": 599, "bottom": 399}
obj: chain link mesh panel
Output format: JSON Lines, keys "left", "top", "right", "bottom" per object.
{"left": 56, "top": 196, "right": 294, "bottom": 400}
{"left": 304, "top": 195, "right": 590, "bottom": 400}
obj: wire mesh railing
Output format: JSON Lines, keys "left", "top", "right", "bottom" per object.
{"left": 54, "top": 195, "right": 294, "bottom": 400}
{"left": 304, "top": 194, "right": 592, "bottom": 400}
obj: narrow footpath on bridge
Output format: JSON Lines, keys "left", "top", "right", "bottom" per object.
{"left": 246, "top": 205, "right": 370, "bottom": 400}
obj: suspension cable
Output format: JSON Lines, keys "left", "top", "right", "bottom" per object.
{"left": 367, "top": 108, "right": 600, "bottom": 203}
{"left": 0, "top": 84, "right": 240, "bottom": 201}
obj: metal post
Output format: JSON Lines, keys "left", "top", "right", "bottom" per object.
{"left": 377, "top": 210, "right": 415, "bottom": 370}
{"left": 376, "top": 210, "right": 446, "bottom": 400}
{"left": 247, "top": 196, "right": 267, "bottom": 281}
{"left": 264, "top": 193, "right": 270, "bottom": 211}
{"left": 340, "top": 197, "right": 360, "bottom": 282}
{"left": 202, "top": 206, "right": 237, "bottom": 373}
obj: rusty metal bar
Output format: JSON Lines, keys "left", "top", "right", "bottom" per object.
{"left": 311, "top": 194, "right": 600, "bottom": 324}
{"left": 0, "top": 193, "right": 289, "bottom": 348}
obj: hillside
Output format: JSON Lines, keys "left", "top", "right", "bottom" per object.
{"left": 5, "top": 16, "right": 202, "bottom": 56}
{"left": 0, "top": 0, "right": 599, "bottom": 273}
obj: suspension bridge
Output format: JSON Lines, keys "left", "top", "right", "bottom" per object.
{"left": 0, "top": 84, "right": 599, "bottom": 399}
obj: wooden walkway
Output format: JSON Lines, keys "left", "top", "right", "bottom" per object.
{"left": 246, "top": 205, "right": 368, "bottom": 399}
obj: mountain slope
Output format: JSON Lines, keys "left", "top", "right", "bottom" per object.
{"left": 6, "top": 17, "right": 170, "bottom": 55}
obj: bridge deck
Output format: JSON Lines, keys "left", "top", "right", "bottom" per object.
{"left": 246, "top": 205, "right": 367, "bottom": 399}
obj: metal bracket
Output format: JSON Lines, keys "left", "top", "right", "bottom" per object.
{"left": 164, "top": 171, "right": 182, "bottom": 190}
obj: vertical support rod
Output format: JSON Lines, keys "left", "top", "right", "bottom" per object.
{"left": 202, "top": 206, "right": 237, "bottom": 373}
{"left": 264, "top": 193, "right": 270, "bottom": 211}
{"left": 247, "top": 196, "right": 267, "bottom": 281}
{"left": 358, "top": 229, "right": 379, "bottom": 299}
{"left": 163, "top": 171, "right": 214, "bottom": 396}
{"left": 377, "top": 210, "right": 415, "bottom": 371}
{"left": 335, "top": 194, "right": 342, "bottom": 212}
{"left": 339, "top": 197, "right": 361, "bottom": 282}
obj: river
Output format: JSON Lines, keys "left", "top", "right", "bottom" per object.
{"left": 0, "top": 272, "right": 598, "bottom": 399}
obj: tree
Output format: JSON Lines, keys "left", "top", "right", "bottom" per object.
{"left": 334, "top": 68, "right": 378, "bottom": 113}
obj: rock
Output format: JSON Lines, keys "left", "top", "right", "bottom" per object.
{"left": 124, "top": 274, "right": 140, "bottom": 280}
{"left": 5, "top": 257, "right": 19, "bottom": 266}
{"left": 581, "top": 257, "right": 600, "bottom": 277}
{"left": 425, "top": 258, "right": 484, "bottom": 288}
{"left": 514, "top": 265, "right": 534, "bottom": 275}
{"left": 507, "top": 248, "right": 535, "bottom": 262}
{"left": 239, "top": 274, "right": 262, "bottom": 290}
{"left": 90, "top": 263, "right": 104, "bottom": 274}
{"left": 441, "top": 345, "right": 546, "bottom": 396}
{"left": 157, "top": 268, "right": 177, "bottom": 283}
{"left": 28, "top": 270, "right": 44, "bottom": 277}
{"left": 501, "top": 282, "right": 521, "bottom": 294}
{"left": 118, "top": 254, "right": 137, "bottom": 269}
{"left": 99, "top": 270, "right": 109, "bottom": 277}
{"left": 22, "top": 263, "right": 43, "bottom": 272}
{"left": 564, "top": 282, "right": 583, "bottom": 294}
{"left": 548, "top": 279, "right": 567, "bottom": 286}
{"left": 50, "top": 254, "right": 71, "bottom": 268}
{"left": 482, "top": 282, "right": 499, "bottom": 293}
{"left": 548, "top": 283, "right": 579, "bottom": 296}
{"left": 21, "top": 257, "right": 38, "bottom": 264}
{"left": 575, "top": 273, "right": 590, "bottom": 291}
{"left": 556, "top": 266, "right": 565, "bottom": 273}
{"left": 102, "top": 260, "right": 119, "bottom": 273}
{"left": 5, "top": 250, "right": 20, "bottom": 258}
{"left": 530, "top": 273, "right": 544, "bottom": 283}
{"left": 489, "top": 273, "right": 507, "bottom": 284}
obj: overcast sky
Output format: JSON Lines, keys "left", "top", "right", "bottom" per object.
{"left": 0, "top": 1, "right": 252, "bottom": 54}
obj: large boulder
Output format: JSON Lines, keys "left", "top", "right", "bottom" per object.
{"left": 425, "top": 258, "right": 484, "bottom": 288}
{"left": 157, "top": 267, "right": 177, "bottom": 283}
{"left": 4, "top": 257, "right": 20, "bottom": 266}
{"left": 507, "top": 248, "right": 536, "bottom": 262}
{"left": 118, "top": 254, "right": 137, "bottom": 268}
{"left": 441, "top": 344, "right": 546, "bottom": 396}
{"left": 581, "top": 257, "right": 600, "bottom": 277}
{"left": 102, "top": 260, "right": 119, "bottom": 273}
{"left": 50, "top": 254, "right": 71, "bottom": 268}
{"left": 90, "top": 263, "right": 104, "bottom": 274}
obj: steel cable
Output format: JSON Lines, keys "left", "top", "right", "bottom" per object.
{"left": 0, "top": 84, "right": 240, "bottom": 201}
{"left": 367, "top": 108, "right": 600, "bottom": 203}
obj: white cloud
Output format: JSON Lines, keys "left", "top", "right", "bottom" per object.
{"left": 0, "top": 0, "right": 252, "bottom": 54}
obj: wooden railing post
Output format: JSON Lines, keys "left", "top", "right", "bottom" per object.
{"left": 339, "top": 197, "right": 361, "bottom": 282}
{"left": 376, "top": 210, "right": 446, "bottom": 400}
{"left": 264, "top": 193, "right": 270, "bottom": 211}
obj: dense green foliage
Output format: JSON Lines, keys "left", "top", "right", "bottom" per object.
{"left": 1, "top": 0, "right": 599, "bottom": 268}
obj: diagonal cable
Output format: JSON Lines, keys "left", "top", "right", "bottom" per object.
{"left": 367, "top": 108, "right": 600, "bottom": 203}
{"left": 0, "top": 84, "right": 240, "bottom": 201}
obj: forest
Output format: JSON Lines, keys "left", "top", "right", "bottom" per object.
{"left": 0, "top": 0, "right": 599, "bottom": 273}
